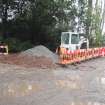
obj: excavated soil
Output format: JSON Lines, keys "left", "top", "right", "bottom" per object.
{"left": 21, "top": 45, "right": 58, "bottom": 63}
{"left": 0, "top": 45, "right": 58, "bottom": 69}
{"left": 0, "top": 54, "right": 56, "bottom": 69}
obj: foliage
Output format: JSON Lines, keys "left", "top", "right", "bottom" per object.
{"left": 90, "top": 0, "right": 105, "bottom": 46}
{"left": 0, "top": 0, "right": 105, "bottom": 52}
{"left": 4, "top": 38, "right": 33, "bottom": 52}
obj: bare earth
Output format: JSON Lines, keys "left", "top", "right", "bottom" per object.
{"left": 0, "top": 57, "right": 105, "bottom": 105}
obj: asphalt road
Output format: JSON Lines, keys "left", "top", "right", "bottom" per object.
{"left": 0, "top": 57, "right": 105, "bottom": 105}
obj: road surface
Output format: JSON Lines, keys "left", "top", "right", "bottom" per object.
{"left": 0, "top": 57, "right": 105, "bottom": 105}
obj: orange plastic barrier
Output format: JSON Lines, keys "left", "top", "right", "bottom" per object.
{"left": 59, "top": 47, "right": 105, "bottom": 65}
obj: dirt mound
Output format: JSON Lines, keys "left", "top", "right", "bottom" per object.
{"left": 21, "top": 45, "right": 58, "bottom": 63}
{"left": 0, "top": 54, "right": 56, "bottom": 69}
{"left": 0, "top": 45, "right": 58, "bottom": 69}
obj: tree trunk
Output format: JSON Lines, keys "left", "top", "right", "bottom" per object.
{"left": 2, "top": 3, "right": 8, "bottom": 39}
{"left": 86, "top": 0, "right": 92, "bottom": 39}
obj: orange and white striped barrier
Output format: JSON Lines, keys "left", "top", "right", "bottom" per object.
{"left": 59, "top": 47, "right": 105, "bottom": 65}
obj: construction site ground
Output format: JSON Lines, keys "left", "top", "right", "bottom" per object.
{"left": 0, "top": 54, "right": 105, "bottom": 105}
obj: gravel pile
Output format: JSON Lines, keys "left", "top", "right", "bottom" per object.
{"left": 0, "top": 45, "right": 58, "bottom": 69}
{"left": 21, "top": 45, "right": 58, "bottom": 63}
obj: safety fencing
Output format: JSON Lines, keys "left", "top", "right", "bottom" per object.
{"left": 59, "top": 47, "right": 105, "bottom": 65}
{"left": 0, "top": 45, "right": 8, "bottom": 55}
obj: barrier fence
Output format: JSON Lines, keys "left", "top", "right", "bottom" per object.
{"left": 0, "top": 45, "right": 8, "bottom": 55}
{"left": 59, "top": 47, "right": 105, "bottom": 65}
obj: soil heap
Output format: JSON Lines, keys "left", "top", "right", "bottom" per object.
{"left": 0, "top": 45, "right": 58, "bottom": 69}
{"left": 21, "top": 45, "right": 58, "bottom": 63}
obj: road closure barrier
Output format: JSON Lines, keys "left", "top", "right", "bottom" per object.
{"left": 59, "top": 47, "right": 105, "bottom": 65}
{"left": 0, "top": 45, "right": 8, "bottom": 55}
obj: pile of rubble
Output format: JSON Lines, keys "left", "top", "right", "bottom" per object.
{"left": 0, "top": 45, "right": 58, "bottom": 69}
{"left": 21, "top": 45, "right": 58, "bottom": 63}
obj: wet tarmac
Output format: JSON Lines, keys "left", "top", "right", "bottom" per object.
{"left": 0, "top": 57, "right": 105, "bottom": 105}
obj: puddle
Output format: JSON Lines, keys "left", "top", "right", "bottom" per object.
{"left": 66, "top": 75, "right": 80, "bottom": 80}
{"left": 54, "top": 71, "right": 83, "bottom": 90}
{"left": 95, "top": 76, "right": 105, "bottom": 89}
{"left": 0, "top": 82, "right": 42, "bottom": 97}
{"left": 100, "top": 77, "right": 105, "bottom": 85}
{"left": 55, "top": 79, "right": 82, "bottom": 90}
{"left": 53, "top": 70, "right": 78, "bottom": 76}
{"left": 65, "top": 101, "right": 105, "bottom": 105}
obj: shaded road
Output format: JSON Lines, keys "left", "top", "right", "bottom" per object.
{"left": 0, "top": 57, "right": 105, "bottom": 105}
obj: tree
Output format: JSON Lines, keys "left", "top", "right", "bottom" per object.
{"left": 0, "top": 0, "right": 13, "bottom": 38}
{"left": 0, "top": 0, "right": 29, "bottom": 38}
{"left": 91, "top": 0, "right": 105, "bottom": 46}
{"left": 84, "top": 0, "right": 92, "bottom": 39}
{"left": 76, "top": 0, "right": 87, "bottom": 32}
{"left": 23, "top": 0, "right": 74, "bottom": 45}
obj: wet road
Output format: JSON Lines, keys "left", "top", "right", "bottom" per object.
{"left": 0, "top": 57, "right": 105, "bottom": 105}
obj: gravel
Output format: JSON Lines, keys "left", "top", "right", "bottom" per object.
{"left": 21, "top": 45, "right": 58, "bottom": 63}
{"left": 0, "top": 45, "right": 59, "bottom": 69}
